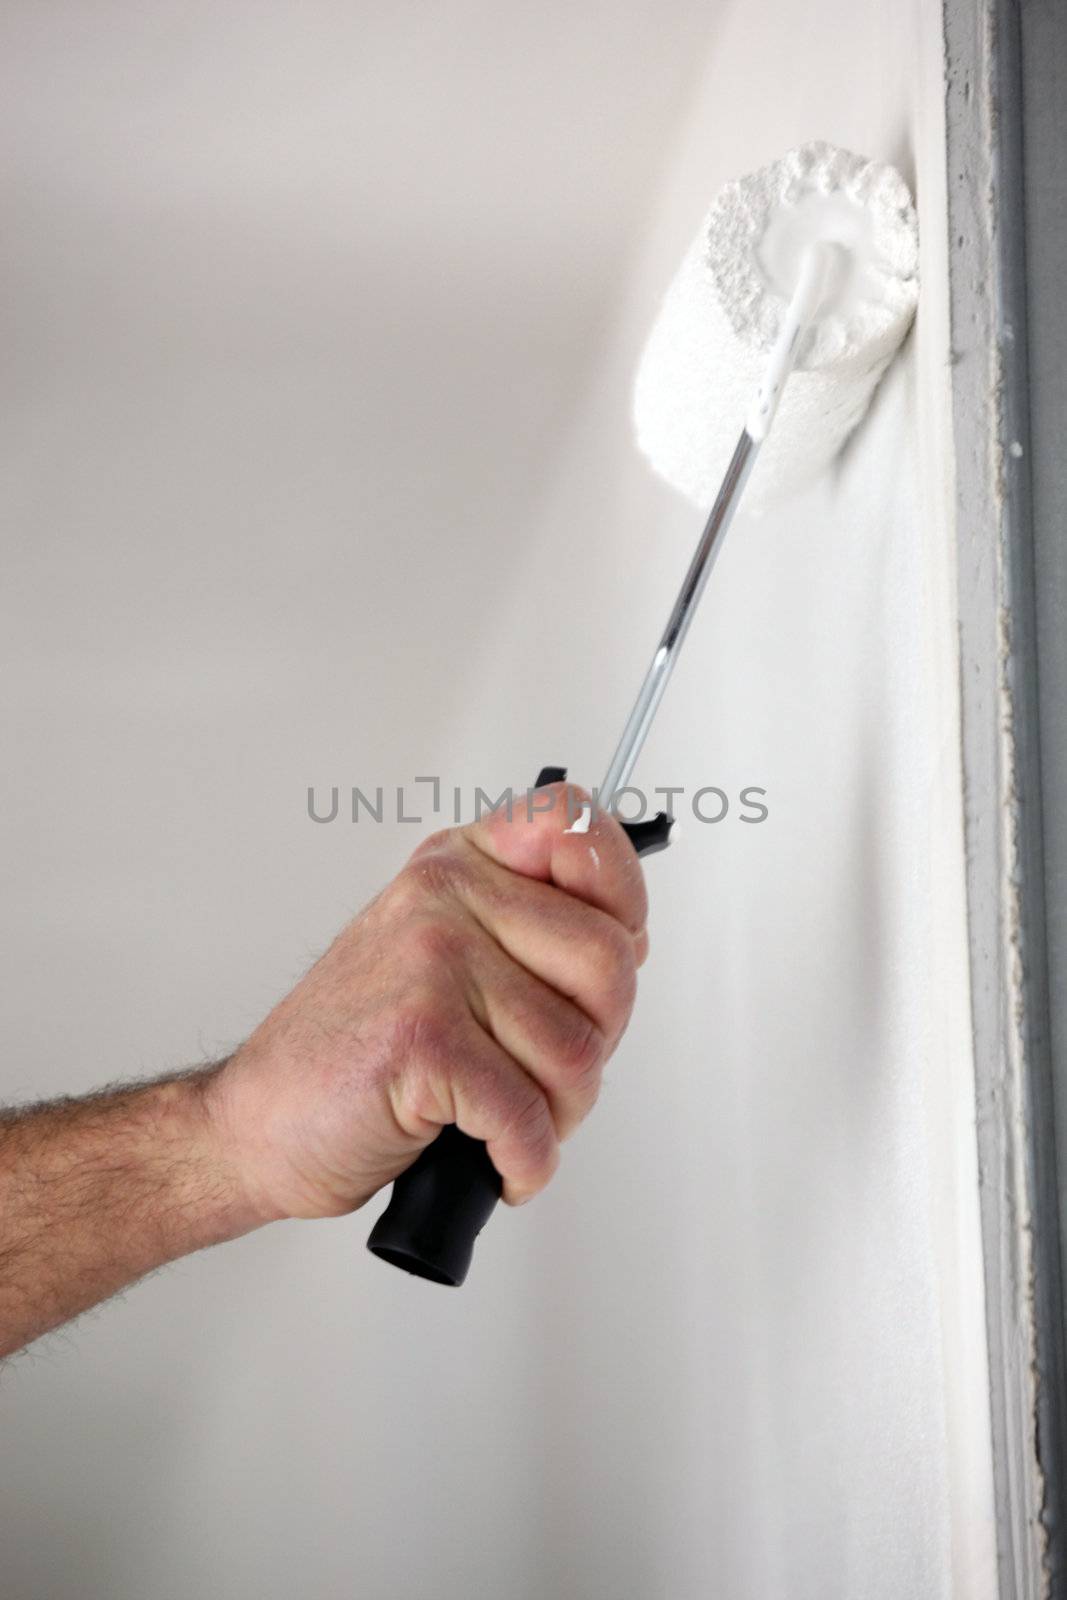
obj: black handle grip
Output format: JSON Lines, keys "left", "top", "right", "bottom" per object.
{"left": 366, "top": 766, "right": 673, "bottom": 1285}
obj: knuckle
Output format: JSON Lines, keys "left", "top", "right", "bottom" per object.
{"left": 505, "top": 1083, "right": 555, "bottom": 1158}
{"left": 407, "top": 854, "right": 453, "bottom": 903}
{"left": 392, "top": 843, "right": 475, "bottom": 911}
{"left": 410, "top": 828, "right": 453, "bottom": 861}
{"left": 422, "top": 849, "right": 477, "bottom": 903}
{"left": 386, "top": 863, "right": 430, "bottom": 917}
{"left": 589, "top": 923, "right": 637, "bottom": 1027}
{"left": 389, "top": 997, "right": 456, "bottom": 1073}
{"left": 589, "top": 916, "right": 634, "bottom": 981}
{"left": 553, "top": 1009, "right": 606, "bottom": 1092}
{"left": 390, "top": 1011, "right": 441, "bottom": 1075}
{"left": 403, "top": 914, "right": 469, "bottom": 972}
{"left": 493, "top": 1079, "right": 559, "bottom": 1201}
{"left": 412, "top": 1008, "right": 456, "bottom": 1069}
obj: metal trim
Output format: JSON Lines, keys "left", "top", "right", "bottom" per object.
{"left": 944, "top": 0, "right": 1067, "bottom": 1592}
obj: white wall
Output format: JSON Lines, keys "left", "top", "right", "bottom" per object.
{"left": 0, "top": 3, "right": 995, "bottom": 1597}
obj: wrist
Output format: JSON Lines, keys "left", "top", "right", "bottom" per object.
{"left": 124, "top": 1065, "right": 276, "bottom": 1249}
{"left": 199, "top": 1055, "right": 289, "bottom": 1231}
{"left": 120, "top": 1069, "right": 269, "bottom": 1250}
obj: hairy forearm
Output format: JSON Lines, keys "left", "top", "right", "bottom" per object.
{"left": 0, "top": 1069, "right": 264, "bottom": 1358}
{"left": 0, "top": 786, "right": 646, "bottom": 1355}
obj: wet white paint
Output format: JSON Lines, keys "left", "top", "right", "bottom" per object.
{"left": 634, "top": 143, "right": 919, "bottom": 507}
{"left": 565, "top": 803, "right": 593, "bottom": 835}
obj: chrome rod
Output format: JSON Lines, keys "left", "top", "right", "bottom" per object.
{"left": 598, "top": 428, "right": 759, "bottom": 810}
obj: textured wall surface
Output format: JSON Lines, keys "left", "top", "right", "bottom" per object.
{"left": 0, "top": 3, "right": 995, "bottom": 1597}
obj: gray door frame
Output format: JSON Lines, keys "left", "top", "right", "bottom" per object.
{"left": 945, "top": 1, "right": 1067, "bottom": 1594}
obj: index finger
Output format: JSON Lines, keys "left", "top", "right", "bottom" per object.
{"left": 461, "top": 782, "right": 648, "bottom": 938}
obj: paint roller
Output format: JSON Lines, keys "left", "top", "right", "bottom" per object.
{"left": 367, "top": 141, "right": 919, "bottom": 1285}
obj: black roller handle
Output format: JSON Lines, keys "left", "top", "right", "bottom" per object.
{"left": 366, "top": 766, "right": 673, "bottom": 1285}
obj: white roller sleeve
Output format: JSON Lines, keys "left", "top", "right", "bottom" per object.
{"left": 633, "top": 141, "right": 919, "bottom": 509}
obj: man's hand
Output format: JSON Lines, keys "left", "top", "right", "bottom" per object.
{"left": 0, "top": 784, "right": 647, "bottom": 1356}
{"left": 212, "top": 784, "right": 648, "bottom": 1223}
